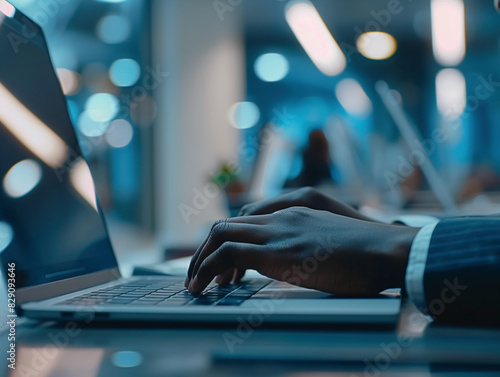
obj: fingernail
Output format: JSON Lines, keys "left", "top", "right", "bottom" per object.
{"left": 184, "top": 277, "right": 189, "bottom": 288}
{"left": 189, "top": 277, "right": 199, "bottom": 293}
{"left": 215, "top": 275, "right": 223, "bottom": 285}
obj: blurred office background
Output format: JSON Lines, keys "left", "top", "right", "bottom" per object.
{"left": 9, "top": 0, "right": 500, "bottom": 251}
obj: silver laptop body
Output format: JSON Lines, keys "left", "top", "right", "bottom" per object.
{"left": 0, "top": 3, "right": 400, "bottom": 325}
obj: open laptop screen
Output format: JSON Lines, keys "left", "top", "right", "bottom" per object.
{"left": 0, "top": 5, "right": 118, "bottom": 289}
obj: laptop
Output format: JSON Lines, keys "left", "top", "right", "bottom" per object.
{"left": 0, "top": 2, "right": 400, "bottom": 324}
{"left": 375, "top": 80, "right": 458, "bottom": 215}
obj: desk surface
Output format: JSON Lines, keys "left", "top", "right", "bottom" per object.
{"left": 2, "top": 222, "right": 500, "bottom": 376}
{"left": 2, "top": 299, "right": 500, "bottom": 377}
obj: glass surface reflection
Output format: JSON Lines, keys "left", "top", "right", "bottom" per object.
{"left": 0, "top": 8, "right": 117, "bottom": 289}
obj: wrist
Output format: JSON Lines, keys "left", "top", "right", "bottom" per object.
{"left": 385, "top": 225, "right": 420, "bottom": 289}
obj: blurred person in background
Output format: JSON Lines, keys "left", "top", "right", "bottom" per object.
{"left": 457, "top": 163, "right": 500, "bottom": 202}
{"left": 184, "top": 1, "right": 500, "bottom": 325}
{"left": 285, "top": 130, "right": 336, "bottom": 189}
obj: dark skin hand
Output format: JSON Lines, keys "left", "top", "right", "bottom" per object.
{"left": 214, "top": 186, "right": 379, "bottom": 286}
{"left": 185, "top": 188, "right": 420, "bottom": 296}
{"left": 239, "top": 186, "right": 376, "bottom": 222}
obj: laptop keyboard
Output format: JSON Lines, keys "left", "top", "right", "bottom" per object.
{"left": 57, "top": 278, "right": 270, "bottom": 307}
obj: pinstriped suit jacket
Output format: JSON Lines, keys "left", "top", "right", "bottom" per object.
{"left": 424, "top": 215, "right": 500, "bottom": 322}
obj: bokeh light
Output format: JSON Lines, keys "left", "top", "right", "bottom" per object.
{"left": 228, "top": 101, "right": 261, "bottom": 129}
{"left": 0, "top": 1, "right": 15, "bottom": 17}
{"left": 96, "top": 15, "right": 131, "bottom": 44}
{"left": 110, "top": 59, "right": 141, "bottom": 87}
{"left": 285, "top": 0, "right": 346, "bottom": 76}
{"left": 85, "top": 93, "right": 119, "bottom": 122}
{"left": 56, "top": 68, "right": 81, "bottom": 95}
{"left": 70, "top": 159, "right": 98, "bottom": 210}
{"left": 78, "top": 111, "right": 110, "bottom": 137}
{"left": 254, "top": 53, "right": 289, "bottom": 82}
{"left": 106, "top": 119, "right": 134, "bottom": 148}
{"left": 0, "top": 222, "right": 14, "bottom": 253}
{"left": 335, "top": 78, "right": 372, "bottom": 117}
{"left": 436, "top": 68, "right": 466, "bottom": 119}
{"left": 431, "top": 0, "right": 466, "bottom": 66}
{"left": 82, "top": 63, "right": 109, "bottom": 90}
{"left": 3, "top": 159, "right": 43, "bottom": 198}
{"left": 356, "top": 32, "right": 397, "bottom": 60}
{"left": 111, "top": 351, "right": 143, "bottom": 368}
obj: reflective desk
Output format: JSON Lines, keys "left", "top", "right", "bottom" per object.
{"left": 2, "top": 299, "right": 500, "bottom": 377}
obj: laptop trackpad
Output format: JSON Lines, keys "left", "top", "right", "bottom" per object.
{"left": 253, "top": 281, "right": 334, "bottom": 299}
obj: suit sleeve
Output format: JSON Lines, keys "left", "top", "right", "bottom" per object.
{"left": 414, "top": 216, "right": 500, "bottom": 322}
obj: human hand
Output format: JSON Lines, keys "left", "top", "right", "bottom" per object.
{"left": 239, "top": 187, "right": 375, "bottom": 222}
{"left": 185, "top": 207, "right": 419, "bottom": 296}
{"left": 221, "top": 187, "right": 377, "bottom": 286}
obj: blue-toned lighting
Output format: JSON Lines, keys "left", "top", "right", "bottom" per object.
{"left": 0, "top": 0, "right": 15, "bottom": 18}
{"left": 111, "top": 351, "right": 142, "bottom": 368}
{"left": 254, "top": 53, "right": 289, "bottom": 82}
{"left": 96, "top": 15, "right": 131, "bottom": 44}
{"left": 436, "top": 68, "right": 466, "bottom": 119}
{"left": 285, "top": 0, "right": 346, "bottom": 76}
{"left": 228, "top": 102, "right": 261, "bottom": 129}
{"left": 78, "top": 111, "right": 110, "bottom": 137}
{"left": 3, "top": 159, "right": 43, "bottom": 198}
{"left": 85, "top": 93, "right": 119, "bottom": 123}
{"left": 56, "top": 68, "right": 81, "bottom": 95}
{"left": 66, "top": 100, "right": 80, "bottom": 125}
{"left": 11, "top": 0, "right": 36, "bottom": 5}
{"left": 105, "top": 119, "right": 134, "bottom": 148}
{"left": 335, "top": 78, "right": 372, "bottom": 117}
{"left": 0, "top": 222, "right": 14, "bottom": 253}
{"left": 96, "top": 0, "right": 128, "bottom": 3}
{"left": 109, "top": 59, "right": 141, "bottom": 87}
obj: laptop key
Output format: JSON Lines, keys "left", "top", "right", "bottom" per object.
{"left": 128, "top": 301, "right": 159, "bottom": 306}
{"left": 188, "top": 296, "right": 220, "bottom": 306}
{"left": 134, "top": 299, "right": 163, "bottom": 305}
{"left": 173, "top": 292, "right": 194, "bottom": 298}
{"left": 156, "top": 300, "right": 190, "bottom": 306}
{"left": 217, "top": 297, "right": 245, "bottom": 306}
{"left": 120, "top": 293, "right": 146, "bottom": 297}
{"left": 147, "top": 292, "right": 173, "bottom": 296}
{"left": 214, "top": 284, "right": 240, "bottom": 293}
{"left": 136, "top": 297, "right": 164, "bottom": 301}
{"left": 165, "top": 297, "right": 194, "bottom": 302}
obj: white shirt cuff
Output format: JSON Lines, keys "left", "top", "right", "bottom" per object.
{"left": 404, "top": 222, "right": 439, "bottom": 314}
{"left": 392, "top": 215, "right": 440, "bottom": 228}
